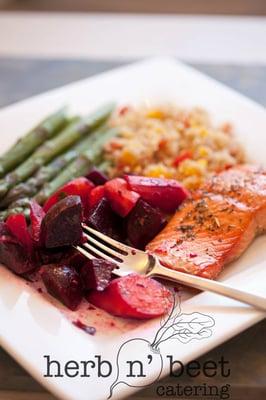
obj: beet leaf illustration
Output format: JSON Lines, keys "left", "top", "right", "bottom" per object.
{"left": 108, "top": 292, "right": 215, "bottom": 398}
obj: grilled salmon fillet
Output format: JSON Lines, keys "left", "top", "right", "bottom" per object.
{"left": 146, "top": 165, "right": 266, "bottom": 279}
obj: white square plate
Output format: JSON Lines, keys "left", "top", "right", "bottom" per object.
{"left": 0, "top": 58, "right": 265, "bottom": 400}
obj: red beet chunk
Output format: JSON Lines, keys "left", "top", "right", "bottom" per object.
{"left": 125, "top": 175, "right": 189, "bottom": 213}
{"left": 29, "top": 200, "right": 45, "bottom": 245}
{"left": 81, "top": 259, "right": 117, "bottom": 291}
{"left": 40, "top": 264, "right": 82, "bottom": 310}
{"left": 41, "top": 195, "right": 83, "bottom": 248}
{"left": 6, "top": 213, "right": 33, "bottom": 253}
{"left": 68, "top": 249, "right": 87, "bottom": 270}
{"left": 88, "top": 273, "right": 172, "bottom": 319}
{"left": 87, "top": 198, "right": 122, "bottom": 241}
{"left": 72, "top": 320, "right": 96, "bottom": 335}
{"left": 0, "top": 223, "right": 36, "bottom": 275}
{"left": 105, "top": 178, "right": 140, "bottom": 217}
{"left": 43, "top": 177, "right": 94, "bottom": 216}
{"left": 88, "top": 185, "right": 105, "bottom": 209}
{"left": 127, "top": 199, "right": 166, "bottom": 249}
{"left": 86, "top": 167, "right": 108, "bottom": 186}
{"left": 38, "top": 247, "right": 70, "bottom": 265}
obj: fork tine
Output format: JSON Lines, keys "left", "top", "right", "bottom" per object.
{"left": 77, "top": 225, "right": 150, "bottom": 276}
{"left": 82, "top": 224, "right": 132, "bottom": 254}
{"left": 83, "top": 233, "right": 123, "bottom": 261}
{"left": 74, "top": 245, "right": 95, "bottom": 260}
{"left": 83, "top": 242, "right": 119, "bottom": 263}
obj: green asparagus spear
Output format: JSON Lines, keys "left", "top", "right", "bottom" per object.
{"left": 4, "top": 159, "right": 110, "bottom": 216}
{"left": 0, "top": 107, "right": 69, "bottom": 178}
{"left": 0, "top": 103, "right": 115, "bottom": 199}
{"left": 0, "top": 128, "right": 118, "bottom": 216}
{"left": 0, "top": 149, "right": 77, "bottom": 209}
{"left": 35, "top": 127, "right": 118, "bottom": 204}
{"left": 95, "top": 160, "right": 111, "bottom": 173}
{"left": 8, "top": 198, "right": 31, "bottom": 209}
{"left": 0, "top": 117, "right": 92, "bottom": 208}
{"left": 0, "top": 137, "right": 73, "bottom": 204}
{"left": 0, "top": 159, "right": 111, "bottom": 220}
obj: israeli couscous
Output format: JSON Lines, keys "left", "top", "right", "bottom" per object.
{"left": 104, "top": 105, "right": 245, "bottom": 189}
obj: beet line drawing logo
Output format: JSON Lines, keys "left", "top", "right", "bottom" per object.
{"left": 108, "top": 295, "right": 215, "bottom": 398}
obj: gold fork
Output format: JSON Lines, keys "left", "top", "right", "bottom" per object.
{"left": 75, "top": 224, "right": 266, "bottom": 311}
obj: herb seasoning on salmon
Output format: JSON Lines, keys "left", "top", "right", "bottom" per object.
{"left": 147, "top": 165, "right": 266, "bottom": 279}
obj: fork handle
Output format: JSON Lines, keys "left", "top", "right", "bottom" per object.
{"left": 148, "top": 260, "right": 266, "bottom": 312}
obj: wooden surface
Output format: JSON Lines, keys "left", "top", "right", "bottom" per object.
{"left": 0, "top": 59, "right": 265, "bottom": 400}
{"left": 1, "top": 0, "right": 266, "bottom": 15}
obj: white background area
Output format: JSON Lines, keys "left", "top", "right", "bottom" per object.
{"left": 0, "top": 12, "right": 265, "bottom": 64}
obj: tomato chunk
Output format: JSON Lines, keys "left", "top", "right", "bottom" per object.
{"left": 43, "top": 177, "right": 94, "bottom": 215}
{"left": 6, "top": 213, "right": 33, "bottom": 253}
{"left": 104, "top": 178, "right": 140, "bottom": 217}
{"left": 125, "top": 175, "right": 189, "bottom": 213}
{"left": 88, "top": 185, "right": 106, "bottom": 209}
